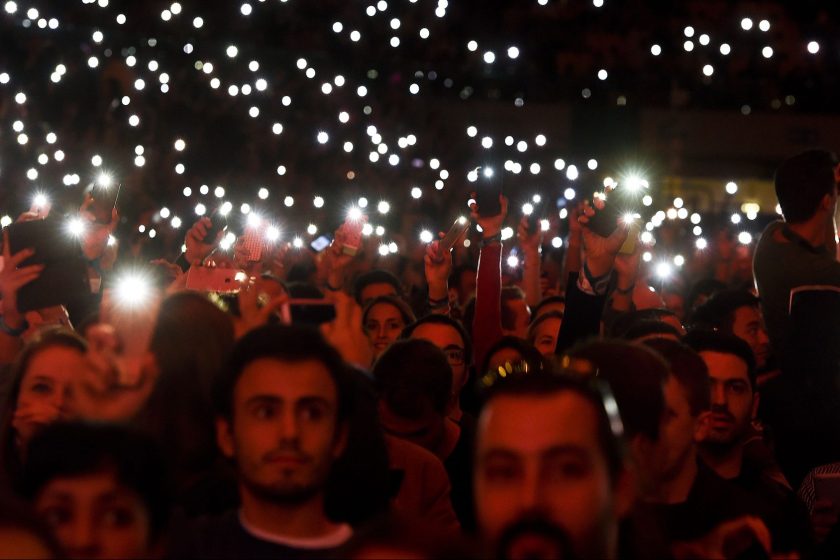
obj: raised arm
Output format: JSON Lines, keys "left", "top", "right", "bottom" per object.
{"left": 471, "top": 196, "right": 508, "bottom": 369}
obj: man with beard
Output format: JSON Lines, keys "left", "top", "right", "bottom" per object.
{"left": 473, "top": 372, "right": 635, "bottom": 560}
{"left": 685, "top": 330, "right": 812, "bottom": 554}
{"left": 173, "top": 326, "right": 356, "bottom": 558}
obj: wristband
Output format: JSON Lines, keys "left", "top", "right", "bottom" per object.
{"left": 614, "top": 283, "right": 635, "bottom": 296}
{"left": 0, "top": 315, "right": 28, "bottom": 337}
{"left": 582, "top": 260, "right": 611, "bottom": 296}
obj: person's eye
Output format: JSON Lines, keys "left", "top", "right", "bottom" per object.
{"left": 30, "top": 382, "right": 53, "bottom": 394}
{"left": 42, "top": 507, "right": 72, "bottom": 527}
{"left": 546, "top": 460, "right": 590, "bottom": 481}
{"left": 102, "top": 507, "right": 136, "bottom": 528}
{"left": 253, "top": 404, "right": 277, "bottom": 420}
{"left": 484, "top": 463, "right": 519, "bottom": 482}
{"left": 300, "top": 403, "right": 327, "bottom": 422}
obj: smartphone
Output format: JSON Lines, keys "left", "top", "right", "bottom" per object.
{"left": 815, "top": 473, "right": 840, "bottom": 506}
{"left": 310, "top": 235, "right": 333, "bottom": 252}
{"left": 619, "top": 222, "right": 641, "bottom": 255}
{"left": 239, "top": 226, "right": 265, "bottom": 262}
{"left": 472, "top": 165, "right": 503, "bottom": 217}
{"left": 279, "top": 298, "right": 337, "bottom": 326}
{"left": 203, "top": 209, "right": 228, "bottom": 244}
{"left": 5, "top": 218, "right": 90, "bottom": 312}
{"left": 439, "top": 217, "right": 470, "bottom": 252}
{"left": 85, "top": 182, "right": 120, "bottom": 224}
{"left": 185, "top": 267, "right": 247, "bottom": 293}
{"left": 341, "top": 214, "right": 366, "bottom": 256}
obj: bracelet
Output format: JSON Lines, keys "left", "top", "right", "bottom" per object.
{"left": 0, "top": 315, "right": 28, "bottom": 337}
{"left": 582, "top": 260, "right": 612, "bottom": 296}
{"left": 614, "top": 283, "right": 635, "bottom": 296}
{"left": 324, "top": 282, "right": 342, "bottom": 292}
{"left": 481, "top": 233, "right": 502, "bottom": 247}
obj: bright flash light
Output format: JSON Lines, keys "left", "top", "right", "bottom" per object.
{"left": 377, "top": 201, "right": 390, "bottom": 214}
{"left": 32, "top": 193, "right": 48, "bottom": 209}
{"left": 420, "top": 230, "right": 434, "bottom": 243}
{"left": 347, "top": 207, "right": 363, "bottom": 221}
{"left": 67, "top": 218, "right": 86, "bottom": 237}
{"left": 507, "top": 255, "right": 519, "bottom": 268}
{"left": 114, "top": 274, "right": 152, "bottom": 308}
{"left": 266, "top": 226, "right": 280, "bottom": 242}
{"left": 696, "top": 238, "right": 708, "bottom": 250}
{"left": 247, "top": 213, "right": 262, "bottom": 228}
{"left": 623, "top": 213, "right": 635, "bottom": 224}
{"left": 97, "top": 172, "right": 113, "bottom": 188}
{"left": 482, "top": 167, "right": 494, "bottom": 178}
{"left": 738, "top": 232, "right": 753, "bottom": 245}
{"left": 655, "top": 262, "right": 672, "bottom": 280}
{"left": 674, "top": 255, "right": 685, "bottom": 267}
{"left": 522, "top": 203, "right": 534, "bottom": 215}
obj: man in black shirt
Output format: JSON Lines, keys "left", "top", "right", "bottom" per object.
{"left": 172, "top": 326, "right": 358, "bottom": 559}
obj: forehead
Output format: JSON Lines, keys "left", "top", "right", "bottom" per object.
{"left": 411, "top": 322, "right": 463, "bottom": 348}
{"left": 478, "top": 392, "right": 600, "bottom": 454}
{"left": 361, "top": 282, "right": 397, "bottom": 300}
{"left": 699, "top": 351, "right": 749, "bottom": 381}
{"left": 234, "top": 358, "right": 337, "bottom": 404}
{"left": 534, "top": 317, "right": 562, "bottom": 336}
{"left": 367, "top": 302, "right": 402, "bottom": 320}
{"left": 39, "top": 471, "right": 126, "bottom": 499}
{"left": 25, "top": 346, "right": 85, "bottom": 378}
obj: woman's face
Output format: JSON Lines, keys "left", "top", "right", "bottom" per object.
{"left": 532, "top": 317, "right": 562, "bottom": 356}
{"left": 364, "top": 303, "right": 406, "bottom": 358}
{"left": 12, "top": 346, "right": 86, "bottom": 449}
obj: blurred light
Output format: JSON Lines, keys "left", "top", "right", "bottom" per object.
{"left": 566, "top": 165, "right": 579, "bottom": 180}
{"left": 696, "top": 238, "right": 708, "bottom": 250}
{"left": 377, "top": 201, "right": 390, "bottom": 214}
{"left": 674, "top": 255, "right": 685, "bottom": 267}
{"left": 651, "top": 44, "right": 662, "bottom": 56}
{"left": 551, "top": 237, "right": 563, "bottom": 248}
{"left": 506, "top": 255, "right": 519, "bottom": 268}
{"left": 284, "top": 196, "right": 294, "bottom": 207}
{"left": 741, "top": 18, "right": 753, "bottom": 31}
{"left": 411, "top": 187, "right": 422, "bottom": 199}
{"left": 564, "top": 188, "right": 576, "bottom": 200}
{"left": 720, "top": 43, "right": 731, "bottom": 55}
{"left": 808, "top": 41, "right": 820, "bottom": 54}
{"left": 655, "top": 262, "right": 672, "bottom": 279}
{"left": 759, "top": 19, "right": 770, "bottom": 32}
{"left": 731, "top": 213, "right": 742, "bottom": 224}
{"left": 738, "top": 232, "right": 753, "bottom": 245}
{"left": 420, "top": 230, "right": 433, "bottom": 243}
{"left": 726, "top": 181, "right": 738, "bottom": 194}
{"left": 258, "top": 187, "right": 269, "bottom": 200}
{"left": 762, "top": 46, "right": 773, "bottom": 58}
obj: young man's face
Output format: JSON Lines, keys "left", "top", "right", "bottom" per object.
{"left": 217, "top": 358, "right": 346, "bottom": 504}
{"left": 34, "top": 470, "right": 153, "bottom": 560}
{"left": 475, "top": 392, "right": 630, "bottom": 559}
{"left": 409, "top": 323, "right": 468, "bottom": 397}
{"left": 730, "top": 306, "right": 770, "bottom": 369}
{"left": 699, "top": 351, "right": 754, "bottom": 448}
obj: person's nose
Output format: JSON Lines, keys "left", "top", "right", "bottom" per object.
{"left": 280, "top": 407, "right": 300, "bottom": 442}
{"left": 64, "top": 517, "right": 100, "bottom": 559}
{"left": 520, "top": 466, "right": 541, "bottom": 511}
{"left": 757, "top": 327, "right": 769, "bottom": 346}
{"left": 377, "top": 324, "right": 389, "bottom": 340}
{"left": 711, "top": 383, "right": 726, "bottom": 407}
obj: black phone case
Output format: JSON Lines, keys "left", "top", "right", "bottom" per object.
{"left": 5, "top": 218, "right": 90, "bottom": 312}
{"left": 203, "top": 211, "right": 228, "bottom": 243}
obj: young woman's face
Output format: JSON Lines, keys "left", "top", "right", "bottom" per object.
{"left": 364, "top": 303, "right": 406, "bottom": 358}
{"left": 12, "top": 345, "right": 86, "bottom": 449}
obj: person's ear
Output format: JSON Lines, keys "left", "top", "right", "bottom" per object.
{"left": 694, "top": 411, "right": 713, "bottom": 443}
{"left": 216, "top": 417, "right": 235, "bottom": 459}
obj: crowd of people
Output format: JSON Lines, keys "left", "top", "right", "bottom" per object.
{"left": 2, "top": 146, "right": 840, "bottom": 559}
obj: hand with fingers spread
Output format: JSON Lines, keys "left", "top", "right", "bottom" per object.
{"left": 321, "top": 290, "right": 372, "bottom": 369}
{"left": 185, "top": 217, "right": 223, "bottom": 266}
{"left": 578, "top": 200, "right": 630, "bottom": 279}
{"left": 324, "top": 226, "right": 357, "bottom": 291}
{"left": 1, "top": 230, "right": 44, "bottom": 331}
{"left": 470, "top": 194, "right": 509, "bottom": 240}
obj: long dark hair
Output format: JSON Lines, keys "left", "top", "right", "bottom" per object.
{"left": 0, "top": 328, "right": 87, "bottom": 492}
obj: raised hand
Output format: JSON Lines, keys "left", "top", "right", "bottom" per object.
{"left": 425, "top": 237, "right": 452, "bottom": 287}
{"left": 321, "top": 289, "right": 372, "bottom": 369}
{"left": 185, "top": 217, "right": 223, "bottom": 266}
{"left": 517, "top": 215, "right": 542, "bottom": 254}
{"left": 235, "top": 282, "right": 288, "bottom": 338}
{"left": 578, "top": 200, "right": 629, "bottom": 278}
{"left": 1, "top": 230, "right": 44, "bottom": 330}
{"left": 470, "top": 194, "right": 509, "bottom": 239}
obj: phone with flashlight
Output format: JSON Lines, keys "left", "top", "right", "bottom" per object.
{"left": 279, "top": 299, "right": 337, "bottom": 326}
{"left": 619, "top": 222, "right": 641, "bottom": 255}
{"left": 203, "top": 209, "right": 228, "bottom": 244}
{"left": 239, "top": 226, "right": 265, "bottom": 262}
{"left": 185, "top": 266, "right": 247, "bottom": 293}
{"left": 310, "top": 235, "right": 333, "bottom": 252}
{"left": 85, "top": 181, "right": 121, "bottom": 224}
{"left": 439, "top": 217, "right": 470, "bottom": 252}
{"left": 340, "top": 212, "right": 366, "bottom": 256}
{"left": 472, "top": 165, "right": 503, "bottom": 217}
{"left": 5, "top": 218, "right": 90, "bottom": 312}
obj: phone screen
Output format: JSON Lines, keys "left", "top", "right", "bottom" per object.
{"left": 472, "top": 165, "right": 503, "bottom": 217}
{"left": 310, "top": 235, "right": 332, "bottom": 252}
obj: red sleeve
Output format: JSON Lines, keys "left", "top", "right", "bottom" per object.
{"left": 472, "top": 242, "right": 504, "bottom": 370}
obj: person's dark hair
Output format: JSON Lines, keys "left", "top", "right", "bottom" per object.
{"left": 774, "top": 149, "right": 839, "bottom": 224}
{"left": 401, "top": 313, "right": 473, "bottom": 366}
{"left": 481, "top": 369, "right": 626, "bottom": 483}
{"left": 643, "top": 339, "right": 710, "bottom": 416}
{"left": 214, "top": 325, "right": 352, "bottom": 423}
{"left": 135, "top": 292, "right": 235, "bottom": 506}
{"left": 460, "top": 296, "right": 476, "bottom": 341}
{"left": 609, "top": 308, "right": 681, "bottom": 338}
{"left": 21, "top": 422, "right": 170, "bottom": 543}
{"left": 362, "top": 295, "right": 416, "bottom": 326}
{"left": 0, "top": 494, "right": 63, "bottom": 558}
{"left": 500, "top": 286, "right": 527, "bottom": 331}
{"left": 481, "top": 335, "right": 544, "bottom": 377}
{"left": 687, "top": 289, "right": 760, "bottom": 334}
{"left": 0, "top": 328, "right": 87, "bottom": 490}
{"left": 621, "top": 320, "right": 682, "bottom": 342}
{"left": 372, "top": 339, "right": 452, "bottom": 417}
{"left": 527, "top": 311, "right": 564, "bottom": 345}
{"left": 568, "top": 340, "right": 668, "bottom": 441}
{"left": 683, "top": 330, "right": 757, "bottom": 390}
{"left": 353, "top": 269, "right": 402, "bottom": 305}
{"left": 530, "top": 296, "right": 566, "bottom": 322}
{"left": 686, "top": 278, "right": 727, "bottom": 313}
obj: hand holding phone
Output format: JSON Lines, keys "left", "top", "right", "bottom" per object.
{"left": 339, "top": 211, "right": 366, "bottom": 256}
{"left": 438, "top": 216, "right": 470, "bottom": 254}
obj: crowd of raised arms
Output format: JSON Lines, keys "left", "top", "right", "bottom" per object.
{"left": 3, "top": 148, "right": 840, "bottom": 559}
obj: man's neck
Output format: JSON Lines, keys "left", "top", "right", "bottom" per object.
{"left": 787, "top": 214, "right": 830, "bottom": 249}
{"left": 698, "top": 441, "right": 743, "bottom": 480}
{"left": 651, "top": 451, "right": 698, "bottom": 505}
{"left": 239, "top": 488, "right": 340, "bottom": 540}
